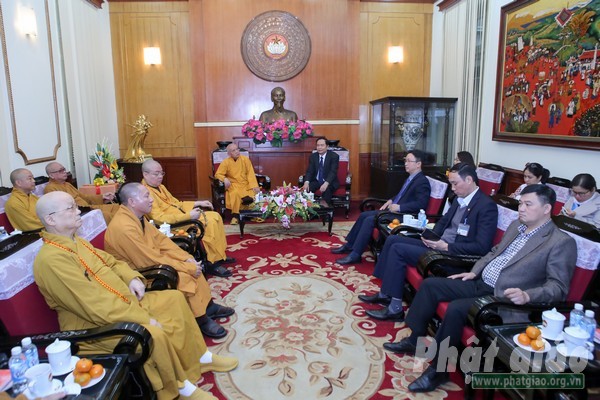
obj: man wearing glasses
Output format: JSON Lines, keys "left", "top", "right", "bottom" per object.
{"left": 44, "top": 162, "right": 119, "bottom": 224}
{"left": 332, "top": 150, "right": 431, "bottom": 265}
{"left": 142, "top": 159, "right": 234, "bottom": 278}
{"left": 4, "top": 168, "right": 44, "bottom": 231}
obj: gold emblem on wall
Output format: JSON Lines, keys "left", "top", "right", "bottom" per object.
{"left": 124, "top": 114, "right": 153, "bottom": 163}
{"left": 241, "top": 10, "right": 311, "bottom": 82}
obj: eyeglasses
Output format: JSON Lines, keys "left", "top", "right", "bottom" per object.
{"left": 571, "top": 189, "right": 590, "bottom": 197}
{"left": 150, "top": 171, "right": 166, "bottom": 177}
{"left": 48, "top": 203, "right": 78, "bottom": 216}
{"left": 49, "top": 168, "right": 66, "bottom": 174}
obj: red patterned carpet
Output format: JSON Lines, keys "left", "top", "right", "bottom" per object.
{"left": 197, "top": 220, "right": 480, "bottom": 399}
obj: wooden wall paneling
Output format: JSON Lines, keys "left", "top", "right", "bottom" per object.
{"left": 503, "top": 168, "right": 524, "bottom": 197}
{"left": 358, "top": 152, "right": 371, "bottom": 199}
{"left": 157, "top": 157, "right": 197, "bottom": 200}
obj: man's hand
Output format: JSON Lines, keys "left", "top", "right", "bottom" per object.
{"left": 185, "top": 260, "right": 203, "bottom": 277}
{"left": 129, "top": 278, "right": 145, "bottom": 301}
{"left": 302, "top": 182, "right": 310, "bottom": 192}
{"left": 149, "top": 318, "right": 162, "bottom": 329}
{"left": 562, "top": 207, "right": 576, "bottom": 217}
{"left": 102, "top": 192, "right": 115, "bottom": 203}
{"left": 190, "top": 208, "right": 201, "bottom": 219}
{"left": 379, "top": 200, "right": 392, "bottom": 211}
{"left": 422, "top": 238, "right": 449, "bottom": 251}
{"left": 449, "top": 272, "right": 476, "bottom": 281}
{"left": 388, "top": 203, "right": 400, "bottom": 212}
{"left": 253, "top": 187, "right": 260, "bottom": 194}
{"left": 223, "top": 177, "right": 231, "bottom": 189}
{"left": 196, "top": 200, "right": 214, "bottom": 210}
{"left": 504, "top": 288, "right": 530, "bottom": 305}
{"left": 319, "top": 182, "right": 329, "bottom": 193}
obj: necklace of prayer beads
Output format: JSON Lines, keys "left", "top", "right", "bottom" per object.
{"left": 43, "top": 238, "right": 131, "bottom": 304}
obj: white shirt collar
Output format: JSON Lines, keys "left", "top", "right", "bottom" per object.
{"left": 457, "top": 187, "right": 479, "bottom": 208}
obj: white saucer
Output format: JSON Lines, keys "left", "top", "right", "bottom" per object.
{"left": 64, "top": 368, "right": 106, "bottom": 389}
{"left": 51, "top": 355, "right": 80, "bottom": 376}
{"left": 24, "top": 379, "right": 62, "bottom": 400}
{"left": 541, "top": 329, "right": 563, "bottom": 341}
{"left": 556, "top": 343, "right": 593, "bottom": 360}
{"left": 513, "top": 334, "right": 551, "bottom": 353}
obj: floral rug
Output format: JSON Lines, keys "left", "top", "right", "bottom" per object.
{"left": 199, "top": 221, "right": 465, "bottom": 399}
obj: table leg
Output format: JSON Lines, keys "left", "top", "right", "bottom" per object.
{"left": 239, "top": 218, "right": 246, "bottom": 238}
{"left": 327, "top": 211, "right": 333, "bottom": 235}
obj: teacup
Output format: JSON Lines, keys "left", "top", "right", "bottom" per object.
{"left": 542, "top": 308, "right": 566, "bottom": 339}
{"left": 25, "top": 363, "right": 53, "bottom": 396}
{"left": 45, "top": 339, "right": 71, "bottom": 375}
{"left": 402, "top": 215, "right": 413, "bottom": 225}
{"left": 159, "top": 223, "right": 171, "bottom": 236}
{"left": 563, "top": 326, "right": 592, "bottom": 355}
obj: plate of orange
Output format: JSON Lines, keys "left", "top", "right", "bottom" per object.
{"left": 512, "top": 326, "right": 551, "bottom": 353}
{"left": 64, "top": 359, "right": 106, "bottom": 389}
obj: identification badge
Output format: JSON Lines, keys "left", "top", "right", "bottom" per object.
{"left": 457, "top": 223, "right": 470, "bottom": 236}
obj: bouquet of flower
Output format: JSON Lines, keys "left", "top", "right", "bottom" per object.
{"left": 89, "top": 140, "right": 126, "bottom": 186}
{"left": 253, "top": 183, "right": 320, "bottom": 228}
{"left": 242, "top": 119, "right": 314, "bottom": 147}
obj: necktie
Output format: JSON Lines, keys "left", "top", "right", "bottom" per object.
{"left": 318, "top": 156, "right": 324, "bottom": 184}
{"left": 392, "top": 177, "right": 411, "bottom": 204}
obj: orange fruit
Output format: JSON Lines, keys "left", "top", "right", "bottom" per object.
{"left": 530, "top": 339, "right": 545, "bottom": 351}
{"left": 517, "top": 333, "right": 531, "bottom": 346}
{"left": 74, "top": 372, "right": 91, "bottom": 387}
{"left": 89, "top": 364, "right": 104, "bottom": 379}
{"left": 75, "top": 358, "right": 93, "bottom": 373}
{"left": 526, "top": 326, "right": 541, "bottom": 340}
{"left": 177, "top": 229, "right": 185, "bottom": 235}
{"left": 392, "top": 219, "right": 400, "bottom": 225}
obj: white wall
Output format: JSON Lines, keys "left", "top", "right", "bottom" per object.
{"left": 0, "top": 0, "right": 117, "bottom": 187}
{"left": 478, "top": 1, "right": 599, "bottom": 182}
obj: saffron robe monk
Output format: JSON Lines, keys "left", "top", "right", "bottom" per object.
{"left": 44, "top": 162, "right": 119, "bottom": 224}
{"left": 4, "top": 168, "right": 43, "bottom": 231}
{"left": 33, "top": 192, "right": 237, "bottom": 400}
{"left": 213, "top": 143, "right": 259, "bottom": 223}
{"left": 141, "top": 160, "right": 232, "bottom": 278}
{"left": 104, "top": 183, "right": 234, "bottom": 338}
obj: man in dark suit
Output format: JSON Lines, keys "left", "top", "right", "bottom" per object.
{"left": 360, "top": 163, "right": 498, "bottom": 321}
{"left": 386, "top": 184, "right": 576, "bottom": 392}
{"left": 302, "top": 137, "right": 339, "bottom": 207}
{"left": 333, "top": 150, "right": 431, "bottom": 265}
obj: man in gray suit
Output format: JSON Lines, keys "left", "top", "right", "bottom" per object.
{"left": 384, "top": 184, "right": 577, "bottom": 393}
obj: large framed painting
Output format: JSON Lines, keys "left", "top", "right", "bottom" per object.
{"left": 493, "top": 0, "right": 600, "bottom": 150}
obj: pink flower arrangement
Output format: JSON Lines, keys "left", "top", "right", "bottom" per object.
{"left": 253, "top": 183, "right": 319, "bottom": 228}
{"left": 242, "top": 119, "right": 314, "bottom": 147}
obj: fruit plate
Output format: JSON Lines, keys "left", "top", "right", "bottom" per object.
{"left": 64, "top": 368, "right": 106, "bottom": 389}
{"left": 512, "top": 334, "right": 551, "bottom": 353}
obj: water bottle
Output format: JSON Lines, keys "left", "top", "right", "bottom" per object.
{"left": 149, "top": 220, "right": 155, "bottom": 227}
{"left": 490, "top": 188, "right": 496, "bottom": 196}
{"left": 0, "top": 226, "right": 8, "bottom": 242}
{"left": 418, "top": 209, "right": 427, "bottom": 229}
{"left": 569, "top": 303, "right": 584, "bottom": 328}
{"left": 581, "top": 310, "right": 596, "bottom": 342}
{"left": 8, "top": 346, "right": 27, "bottom": 394}
{"left": 21, "top": 337, "right": 39, "bottom": 368}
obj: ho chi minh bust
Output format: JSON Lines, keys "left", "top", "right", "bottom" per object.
{"left": 259, "top": 87, "right": 298, "bottom": 123}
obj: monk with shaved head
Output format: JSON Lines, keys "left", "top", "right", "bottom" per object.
{"left": 34, "top": 191, "right": 237, "bottom": 400}
{"left": 141, "top": 159, "right": 235, "bottom": 278}
{"left": 105, "top": 182, "right": 234, "bottom": 339}
{"left": 4, "top": 168, "right": 43, "bottom": 231}
{"left": 44, "top": 162, "right": 119, "bottom": 224}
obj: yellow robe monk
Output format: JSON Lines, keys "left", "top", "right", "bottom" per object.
{"left": 34, "top": 232, "right": 205, "bottom": 400}
{"left": 214, "top": 155, "right": 258, "bottom": 214}
{"left": 142, "top": 181, "right": 227, "bottom": 263}
{"left": 104, "top": 205, "right": 211, "bottom": 317}
{"left": 44, "top": 179, "right": 119, "bottom": 224}
{"left": 4, "top": 189, "right": 43, "bottom": 231}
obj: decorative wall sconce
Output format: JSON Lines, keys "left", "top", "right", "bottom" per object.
{"left": 143, "top": 47, "right": 161, "bottom": 65}
{"left": 17, "top": 5, "right": 37, "bottom": 38}
{"left": 388, "top": 46, "right": 404, "bottom": 64}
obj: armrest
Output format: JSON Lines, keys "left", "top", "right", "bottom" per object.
{"left": 345, "top": 173, "right": 352, "bottom": 187}
{"left": 208, "top": 175, "right": 225, "bottom": 193}
{"left": 360, "top": 198, "right": 387, "bottom": 212}
{"left": 256, "top": 174, "right": 271, "bottom": 191}
{"left": 417, "top": 251, "right": 481, "bottom": 278}
{"left": 0, "top": 322, "right": 153, "bottom": 370}
{"left": 170, "top": 219, "right": 205, "bottom": 240}
{"left": 139, "top": 265, "right": 179, "bottom": 291}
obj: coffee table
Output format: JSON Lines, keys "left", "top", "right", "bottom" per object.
{"left": 238, "top": 207, "right": 334, "bottom": 238}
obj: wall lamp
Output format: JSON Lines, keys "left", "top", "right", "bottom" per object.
{"left": 17, "top": 5, "right": 37, "bottom": 38}
{"left": 388, "top": 46, "right": 404, "bottom": 64}
{"left": 144, "top": 47, "right": 162, "bottom": 65}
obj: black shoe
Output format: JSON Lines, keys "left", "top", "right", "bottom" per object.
{"left": 383, "top": 337, "right": 417, "bottom": 355}
{"left": 197, "top": 316, "right": 227, "bottom": 339}
{"left": 222, "top": 256, "right": 236, "bottom": 264}
{"left": 205, "top": 262, "right": 232, "bottom": 278}
{"left": 206, "top": 303, "right": 235, "bottom": 319}
{"left": 365, "top": 306, "right": 405, "bottom": 321}
{"left": 408, "top": 366, "right": 449, "bottom": 393}
{"left": 331, "top": 245, "right": 352, "bottom": 254}
{"left": 358, "top": 293, "right": 391, "bottom": 305}
{"left": 241, "top": 196, "right": 254, "bottom": 205}
{"left": 336, "top": 255, "right": 361, "bottom": 265}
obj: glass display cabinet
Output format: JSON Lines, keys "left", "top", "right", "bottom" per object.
{"left": 369, "top": 97, "right": 457, "bottom": 199}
